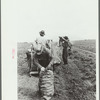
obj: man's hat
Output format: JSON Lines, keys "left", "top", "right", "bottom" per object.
{"left": 63, "top": 36, "right": 69, "bottom": 40}
{"left": 60, "top": 36, "right": 69, "bottom": 42}
{"left": 39, "top": 30, "right": 45, "bottom": 36}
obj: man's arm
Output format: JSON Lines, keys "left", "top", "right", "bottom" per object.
{"left": 61, "top": 37, "right": 72, "bottom": 49}
{"left": 45, "top": 57, "right": 55, "bottom": 70}
{"left": 33, "top": 55, "right": 43, "bottom": 69}
{"left": 33, "top": 55, "right": 46, "bottom": 71}
{"left": 68, "top": 41, "right": 72, "bottom": 49}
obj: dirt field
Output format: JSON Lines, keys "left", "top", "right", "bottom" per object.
{"left": 17, "top": 40, "right": 96, "bottom": 100}
{"left": 72, "top": 40, "right": 96, "bottom": 53}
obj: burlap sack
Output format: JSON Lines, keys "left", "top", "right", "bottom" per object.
{"left": 39, "top": 70, "right": 54, "bottom": 100}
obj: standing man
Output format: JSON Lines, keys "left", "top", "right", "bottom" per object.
{"left": 61, "top": 36, "right": 71, "bottom": 64}
{"left": 35, "top": 30, "right": 46, "bottom": 46}
{"left": 35, "top": 30, "right": 52, "bottom": 50}
{"left": 33, "top": 38, "right": 61, "bottom": 100}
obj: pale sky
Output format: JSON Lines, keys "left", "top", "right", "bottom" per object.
{"left": 2, "top": 0, "right": 98, "bottom": 42}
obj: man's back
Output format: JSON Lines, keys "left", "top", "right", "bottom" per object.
{"left": 36, "top": 35, "right": 46, "bottom": 45}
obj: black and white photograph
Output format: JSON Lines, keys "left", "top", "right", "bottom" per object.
{"left": 2, "top": 0, "right": 98, "bottom": 100}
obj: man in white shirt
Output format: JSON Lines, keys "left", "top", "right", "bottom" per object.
{"left": 35, "top": 30, "right": 46, "bottom": 46}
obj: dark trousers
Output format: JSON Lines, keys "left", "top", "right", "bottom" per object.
{"left": 62, "top": 48, "right": 68, "bottom": 64}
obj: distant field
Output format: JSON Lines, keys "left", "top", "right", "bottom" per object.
{"left": 72, "top": 40, "right": 96, "bottom": 53}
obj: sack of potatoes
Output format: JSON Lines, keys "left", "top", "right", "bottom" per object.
{"left": 39, "top": 70, "right": 54, "bottom": 100}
